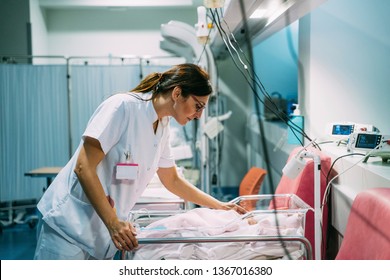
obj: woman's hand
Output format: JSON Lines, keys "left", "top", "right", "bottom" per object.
{"left": 218, "top": 202, "right": 247, "bottom": 214}
{"left": 108, "top": 218, "right": 138, "bottom": 251}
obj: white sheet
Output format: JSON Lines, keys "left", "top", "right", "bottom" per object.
{"left": 128, "top": 208, "right": 305, "bottom": 260}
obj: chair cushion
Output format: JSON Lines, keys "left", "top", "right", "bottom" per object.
{"left": 239, "top": 167, "right": 267, "bottom": 210}
{"left": 336, "top": 188, "right": 390, "bottom": 260}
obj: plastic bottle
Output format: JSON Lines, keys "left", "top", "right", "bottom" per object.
{"left": 287, "top": 104, "right": 304, "bottom": 145}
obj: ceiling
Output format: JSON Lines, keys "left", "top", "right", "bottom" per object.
{"left": 37, "top": 0, "right": 327, "bottom": 58}
{"left": 38, "top": 0, "right": 205, "bottom": 10}
{"left": 211, "top": 0, "right": 327, "bottom": 57}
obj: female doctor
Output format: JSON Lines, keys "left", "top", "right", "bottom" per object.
{"left": 34, "top": 63, "right": 245, "bottom": 260}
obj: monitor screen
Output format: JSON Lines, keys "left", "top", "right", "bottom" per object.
{"left": 355, "top": 134, "right": 381, "bottom": 149}
{"left": 332, "top": 124, "right": 353, "bottom": 135}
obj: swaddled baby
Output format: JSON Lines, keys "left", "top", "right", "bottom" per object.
{"left": 139, "top": 208, "right": 247, "bottom": 236}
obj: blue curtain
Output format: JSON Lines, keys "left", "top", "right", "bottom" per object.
{"left": 0, "top": 63, "right": 179, "bottom": 203}
{"left": 0, "top": 65, "right": 69, "bottom": 202}
{"left": 70, "top": 65, "right": 141, "bottom": 153}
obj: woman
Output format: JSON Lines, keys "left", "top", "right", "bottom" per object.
{"left": 34, "top": 63, "right": 245, "bottom": 260}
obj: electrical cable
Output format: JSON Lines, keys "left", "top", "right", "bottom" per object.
{"left": 325, "top": 153, "right": 366, "bottom": 187}
{"left": 318, "top": 142, "right": 384, "bottom": 257}
{"left": 240, "top": 0, "right": 292, "bottom": 259}
{"left": 210, "top": 9, "right": 283, "bottom": 128}
{"left": 322, "top": 152, "right": 369, "bottom": 209}
{"left": 321, "top": 151, "right": 365, "bottom": 258}
{"left": 209, "top": 3, "right": 306, "bottom": 259}
{"left": 319, "top": 151, "right": 366, "bottom": 258}
{"left": 199, "top": 4, "right": 316, "bottom": 259}
{"left": 224, "top": 5, "right": 276, "bottom": 195}
{"left": 217, "top": 12, "right": 307, "bottom": 141}
{"left": 210, "top": 9, "right": 310, "bottom": 145}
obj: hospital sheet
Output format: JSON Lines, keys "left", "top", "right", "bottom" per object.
{"left": 127, "top": 208, "right": 305, "bottom": 260}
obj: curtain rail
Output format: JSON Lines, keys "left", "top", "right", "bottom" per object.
{"left": 1, "top": 54, "right": 180, "bottom": 63}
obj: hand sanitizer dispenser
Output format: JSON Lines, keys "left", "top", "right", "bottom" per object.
{"left": 287, "top": 104, "right": 304, "bottom": 145}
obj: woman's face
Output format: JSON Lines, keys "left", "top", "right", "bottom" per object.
{"left": 172, "top": 87, "right": 209, "bottom": 125}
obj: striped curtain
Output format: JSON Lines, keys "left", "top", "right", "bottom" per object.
{"left": 0, "top": 63, "right": 176, "bottom": 202}
{"left": 0, "top": 64, "right": 68, "bottom": 202}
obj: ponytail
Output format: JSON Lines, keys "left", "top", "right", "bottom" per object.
{"left": 131, "top": 63, "right": 212, "bottom": 99}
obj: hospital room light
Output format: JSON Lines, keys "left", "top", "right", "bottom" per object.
{"left": 248, "top": 0, "right": 295, "bottom": 26}
{"left": 104, "top": 0, "right": 193, "bottom": 7}
{"left": 249, "top": 9, "right": 267, "bottom": 19}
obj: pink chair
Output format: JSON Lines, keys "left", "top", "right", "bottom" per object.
{"left": 274, "top": 147, "right": 333, "bottom": 259}
{"left": 336, "top": 188, "right": 390, "bottom": 260}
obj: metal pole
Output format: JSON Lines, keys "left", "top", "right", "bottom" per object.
{"left": 66, "top": 58, "right": 72, "bottom": 158}
{"left": 301, "top": 151, "right": 322, "bottom": 260}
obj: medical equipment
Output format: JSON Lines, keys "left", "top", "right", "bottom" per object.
{"left": 203, "top": 111, "right": 232, "bottom": 139}
{"left": 204, "top": 0, "right": 225, "bottom": 8}
{"left": 327, "top": 122, "right": 379, "bottom": 138}
{"left": 195, "top": 6, "right": 209, "bottom": 44}
{"left": 347, "top": 132, "right": 390, "bottom": 163}
{"left": 160, "top": 20, "right": 217, "bottom": 196}
{"left": 123, "top": 194, "right": 313, "bottom": 260}
{"left": 281, "top": 146, "right": 322, "bottom": 260}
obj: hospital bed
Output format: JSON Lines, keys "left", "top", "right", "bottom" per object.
{"left": 122, "top": 194, "right": 313, "bottom": 260}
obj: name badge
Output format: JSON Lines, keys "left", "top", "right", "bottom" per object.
{"left": 116, "top": 163, "right": 139, "bottom": 180}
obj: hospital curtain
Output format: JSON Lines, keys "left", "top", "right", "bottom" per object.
{"left": 141, "top": 64, "right": 170, "bottom": 78}
{"left": 69, "top": 64, "right": 177, "bottom": 153}
{"left": 0, "top": 64, "right": 69, "bottom": 202}
{"left": 69, "top": 65, "right": 141, "bottom": 153}
{"left": 0, "top": 63, "right": 177, "bottom": 203}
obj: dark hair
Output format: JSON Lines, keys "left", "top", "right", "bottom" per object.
{"left": 131, "top": 63, "right": 212, "bottom": 99}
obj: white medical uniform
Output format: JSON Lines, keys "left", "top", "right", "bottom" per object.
{"left": 36, "top": 93, "right": 175, "bottom": 259}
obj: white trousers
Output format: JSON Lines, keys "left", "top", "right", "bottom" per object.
{"left": 34, "top": 222, "right": 113, "bottom": 260}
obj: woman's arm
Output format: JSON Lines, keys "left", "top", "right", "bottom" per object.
{"left": 157, "top": 166, "right": 246, "bottom": 214}
{"left": 74, "top": 136, "right": 138, "bottom": 251}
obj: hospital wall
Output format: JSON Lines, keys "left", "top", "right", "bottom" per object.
{"left": 0, "top": 0, "right": 197, "bottom": 60}
{"left": 249, "top": 21, "right": 299, "bottom": 194}
{"left": 241, "top": 0, "right": 390, "bottom": 194}
{"left": 301, "top": 0, "right": 390, "bottom": 140}
{"left": 30, "top": 0, "right": 49, "bottom": 59}
{"left": 36, "top": 4, "right": 197, "bottom": 59}
{"left": 211, "top": 21, "right": 299, "bottom": 196}
{"left": 0, "top": 0, "right": 31, "bottom": 63}
{"left": 212, "top": 57, "right": 252, "bottom": 196}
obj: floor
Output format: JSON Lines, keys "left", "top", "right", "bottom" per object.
{"left": 0, "top": 222, "right": 38, "bottom": 260}
{"left": 0, "top": 199, "right": 40, "bottom": 260}
{"left": 0, "top": 214, "right": 125, "bottom": 260}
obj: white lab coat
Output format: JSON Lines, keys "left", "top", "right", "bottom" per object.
{"left": 37, "top": 93, "right": 175, "bottom": 259}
